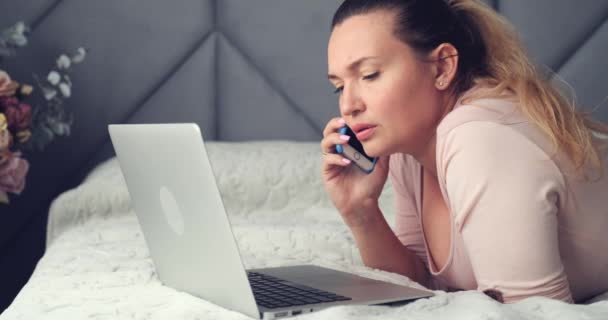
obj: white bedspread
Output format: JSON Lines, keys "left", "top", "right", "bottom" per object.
{"left": 2, "top": 141, "right": 607, "bottom": 320}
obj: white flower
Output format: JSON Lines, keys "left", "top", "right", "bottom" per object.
{"left": 11, "top": 34, "right": 27, "bottom": 47}
{"left": 71, "top": 47, "right": 87, "bottom": 64}
{"left": 10, "top": 22, "right": 28, "bottom": 46}
{"left": 14, "top": 22, "right": 26, "bottom": 35}
{"left": 58, "top": 82, "right": 71, "bottom": 98}
{"left": 43, "top": 87, "right": 57, "bottom": 100}
{"left": 47, "top": 71, "right": 61, "bottom": 85}
{"left": 56, "top": 55, "right": 71, "bottom": 69}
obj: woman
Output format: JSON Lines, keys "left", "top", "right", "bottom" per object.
{"left": 320, "top": 0, "right": 608, "bottom": 304}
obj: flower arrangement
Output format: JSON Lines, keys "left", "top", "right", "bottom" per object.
{"left": 0, "top": 21, "right": 87, "bottom": 204}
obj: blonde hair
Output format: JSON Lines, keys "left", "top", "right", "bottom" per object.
{"left": 332, "top": 0, "right": 608, "bottom": 181}
{"left": 447, "top": 0, "right": 608, "bottom": 181}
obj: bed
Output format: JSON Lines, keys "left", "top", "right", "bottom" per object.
{"left": 2, "top": 141, "right": 608, "bottom": 319}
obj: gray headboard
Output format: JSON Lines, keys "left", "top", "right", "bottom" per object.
{"left": 0, "top": 0, "right": 607, "bottom": 311}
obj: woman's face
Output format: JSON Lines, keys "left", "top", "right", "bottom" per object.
{"left": 327, "top": 10, "right": 447, "bottom": 158}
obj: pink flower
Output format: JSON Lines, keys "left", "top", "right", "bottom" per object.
{"left": 0, "top": 152, "right": 29, "bottom": 195}
{"left": 0, "top": 71, "right": 11, "bottom": 92}
{"left": 0, "top": 71, "right": 18, "bottom": 97}
{"left": 0, "top": 129, "right": 13, "bottom": 151}
{"left": 5, "top": 103, "right": 32, "bottom": 131}
{"left": 0, "top": 96, "right": 19, "bottom": 111}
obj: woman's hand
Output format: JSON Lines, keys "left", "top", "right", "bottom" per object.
{"left": 320, "top": 117, "right": 390, "bottom": 227}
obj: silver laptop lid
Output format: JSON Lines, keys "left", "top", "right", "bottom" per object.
{"left": 109, "top": 123, "right": 259, "bottom": 319}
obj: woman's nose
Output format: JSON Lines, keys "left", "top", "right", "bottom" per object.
{"left": 340, "top": 85, "right": 364, "bottom": 117}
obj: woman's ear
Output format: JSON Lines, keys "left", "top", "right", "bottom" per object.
{"left": 429, "top": 43, "right": 459, "bottom": 90}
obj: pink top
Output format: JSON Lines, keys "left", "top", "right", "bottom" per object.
{"left": 389, "top": 89, "right": 608, "bottom": 303}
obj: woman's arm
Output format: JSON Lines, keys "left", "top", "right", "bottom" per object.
{"left": 346, "top": 204, "right": 431, "bottom": 289}
{"left": 343, "top": 154, "right": 431, "bottom": 288}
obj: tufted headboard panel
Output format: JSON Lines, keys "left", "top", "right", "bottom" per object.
{"left": 0, "top": 0, "right": 607, "bottom": 310}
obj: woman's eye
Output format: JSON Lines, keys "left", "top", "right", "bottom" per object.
{"left": 333, "top": 86, "right": 343, "bottom": 94}
{"left": 363, "top": 72, "right": 379, "bottom": 80}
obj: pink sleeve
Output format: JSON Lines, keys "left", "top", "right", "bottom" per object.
{"left": 439, "top": 121, "right": 573, "bottom": 303}
{"left": 389, "top": 154, "right": 429, "bottom": 268}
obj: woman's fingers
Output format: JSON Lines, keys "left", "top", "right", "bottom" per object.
{"left": 321, "top": 153, "right": 352, "bottom": 178}
{"left": 321, "top": 132, "right": 350, "bottom": 155}
{"left": 320, "top": 117, "right": 353, "bottom": 174}
{"left": 322, "top": 152, "right": 351, "bottom": 166}
{"left": 322, "top": 117, "right": 346, "bottom": 138}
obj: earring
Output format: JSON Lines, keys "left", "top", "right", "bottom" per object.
{"left": 437, "top": 80, "right": 445, "bottom": 87}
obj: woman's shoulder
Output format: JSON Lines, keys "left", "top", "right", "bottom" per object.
{"left": 435, "top": 87, "right": 558, "bottom": 163}
{"left": 437, "top": 89, "right": 527, "bottom": 138}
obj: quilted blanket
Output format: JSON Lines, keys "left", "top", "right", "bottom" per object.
{"left": 2, "top": 141, "right": 607, "bottom": 319}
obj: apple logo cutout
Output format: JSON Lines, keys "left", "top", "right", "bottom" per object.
{"left": 159, "top": 186, "right": 185, "bottom": 236}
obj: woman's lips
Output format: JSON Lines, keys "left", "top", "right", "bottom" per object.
{"left": 355, "top": 126, "right": 376, "bottom": 141}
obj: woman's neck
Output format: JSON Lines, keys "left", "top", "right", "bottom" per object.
{"left": 413, "top": 90, "right": 459, "bottom": 177}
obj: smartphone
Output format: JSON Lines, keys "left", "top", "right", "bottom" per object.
{"left": 335, "top": 125, "right": 378, "bottom": 174}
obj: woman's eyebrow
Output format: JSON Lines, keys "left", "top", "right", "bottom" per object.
{"left": 328, "top": 56, "right": 380, "bottom": 81}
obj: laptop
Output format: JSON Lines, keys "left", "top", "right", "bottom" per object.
{"left": 108, "top": 123, "right": 433, "bottom": 319}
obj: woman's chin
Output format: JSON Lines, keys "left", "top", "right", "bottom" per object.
{"left": 364, "top": 138, "right": 407, "bottom": 158}
{"left": 361, "top": 142, "right": 387, "bottom": 158}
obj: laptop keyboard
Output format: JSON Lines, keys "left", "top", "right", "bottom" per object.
{"left": 247, "top": 271, "right": 352, "bottom": 309}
